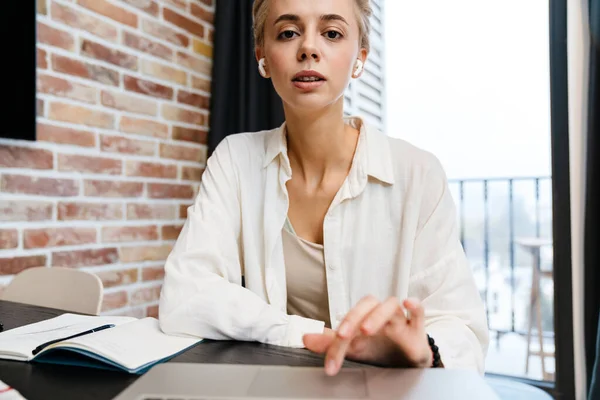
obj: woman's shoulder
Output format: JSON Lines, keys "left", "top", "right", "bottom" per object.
{"left": 209, "top": 126, "right": 283, "bottom": 173}
{"left": 366, "top": 124, "right": 446, "bottom": 180}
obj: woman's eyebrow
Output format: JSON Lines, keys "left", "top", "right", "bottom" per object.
{"left": 273, "top": 14, "right": 349, "bottom": 26}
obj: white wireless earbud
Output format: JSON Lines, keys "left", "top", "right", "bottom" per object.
{"left": 258, "top": 58, "right": 267, "bottom": 77}
{"left": 354, "top": 59, "right": 364, "bottom": 76}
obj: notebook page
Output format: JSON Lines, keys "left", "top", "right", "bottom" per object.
{"left": 57, "top": 317, "right": 202, "bottom": 370}
{"left": 0, "top": 313, "right": 136, "bottom": 361}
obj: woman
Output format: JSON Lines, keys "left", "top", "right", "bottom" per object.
{"left": 159, "top": 0, "right": 489, "bottom": 377}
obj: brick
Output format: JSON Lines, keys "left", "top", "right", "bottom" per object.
{"left": 37, "top": 22, "right": 74, "bottom": 51}
{"left": 192, "top": 39, "right": 212, "bottom": 58}
{"left": 148, "top": 183, "right": 194, "bottom": 199}
{"left": 84, "top": 180, "right": 144, "bottom": 198}
{"left": 131, "top": 284, "right": 161, "bottom": 305}
{"left": 122, "top": 31, "right": 172, "bottom": 60}
{"left": 198, "top": 0, "right": 212, "bottom": 6}
{"left": 51, "top": 54, "right": 119, "bottom": 86}
{"left": 179, "top": 204, "right": 189, "bottom": 218}
{"left": 127, "top": 203, "right": 177, "bottom": 220}
{"left": 126, "top": 160, "right": 177, "bottom": 178}
{"left": 37, "top": 99, "right": 44, "bottom": 117}
{"left": 51, "top": 2, "right": 118, "bottom": 42}
{"left": 101, "top": 290, "right": 128, "bottom": 311}
{"left": 119, "top": 0, "right": 159, "bottom": 16}
{"left": 162, "top": 104, "right": 205, "bottom": 125}
{"left": 0, "top": 145, "right": 53, "bottom": 170}
{"left": 0, "top": 256, "right": 47, "bottom": 276}
{"left": 77, "top": 0, "right": 138, "bottom": 27}
{"left": 58, "top": 202, "right": 123, "bottom": 220}
{"left": 191, "top": 75, "right": 211, "bottom": 92}
{"left": 142, "top": 19, "right": 189, "bottom": 48}
{"left": 177, "top": 90, "right": 209, "bottom": 109}
{"left": 163, "top": 8, "right": 204, "bottom": 38}
{"left": 0, "top": 230, "right": 18, "bottom": 249}
{"left": 176, "top": 52, "right": 211, "bottom": 75}
{"left": 161, "top": 224, "right": 182, "bottom": 240}
{"left": 37, "top": 123, "right": 96, "bottom": 148}
{"left": 58, "top": 154, "right": 122, "bottom": 175}
{"left": 102, "top": 225, "right": 158, "bottom": 242}
{"left": 37, "top": 48, "right": 48, "bottom": 69}
{"left": 142, "top": 265, "right": 164, "bottom": 281}
{"left": 24, "top": 227, "right": 97, "bottom": 249}
{"left": 119, "top": 116, "right": 169, "bottom": 138}
{"left": 49, "top": 102, "right": 115, "bottom": 129}
{"left": 101, "top": 135, "right": 156, "bottom": 156}
{"left": 160, "top": 142, "right": 205, "bottom": 163}
{"left": 172, "top": 126, "right": 207, "bottom": 144}
{"left": 124, "top": 75, "right": 173, "bottom": 100}
{"left": 120, "top": 244, "right": 172, "bottom": 263}
{"left": 53, "top": 248, "right": 119, "bottom": 267}
{"left": 38, "top": 0, "right": 47, "bottom": 14}
{"left": 181, "top": 166, "right": 204, "bottom": 181}
{"left": 81, "top": 40, "right": 138, "bottom": 70}
{"left": 2, "top": 175, "right": 78, "bottom": 197}
{"left": 141, "top": 60, "right": 187, "bottom": 85}
{"left": 163, "top": 0, "right": 186, "bottom": 9}
{"left": 190, "top": 3, "right": 213, "bottom": 24}
{"left": 0, "top": 201, "right": 53, "bottom": 222}
{"left": 101, "top": 91, "right": 157, "bottom": 116}
{"left": 97, "top": 268, "right": 138, "bottom": 288}
{"left": 37, "top": 74, "right": 97, "bottom": 104}
{"left": 146, "top": 304, "right": 159, "bottom": 318}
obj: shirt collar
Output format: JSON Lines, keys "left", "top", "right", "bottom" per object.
{"left": 263, "top": 116, "right": 395, "bottom": 186}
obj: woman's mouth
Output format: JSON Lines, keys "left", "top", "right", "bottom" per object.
{"left": 292, "top": 70, "right": 326, "bottom": 91}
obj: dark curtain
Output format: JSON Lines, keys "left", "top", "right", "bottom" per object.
{"left": 207, "top": 0, "right": 285, "bottom": 157}
{"left": 585, "top": 0, "right": 600, "bottom": 395}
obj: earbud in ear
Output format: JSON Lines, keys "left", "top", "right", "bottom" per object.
{"left": 354, "top": 59, "right": 364, "bottom": 76}
{"left": 258, "top": 58, "right": 267, "bottom": 77}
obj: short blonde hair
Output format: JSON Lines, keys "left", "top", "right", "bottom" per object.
{"left": 252, "top": 0, "right": 372, "bottom": 52}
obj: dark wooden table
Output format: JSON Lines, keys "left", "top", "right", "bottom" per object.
{"left": 0, "top": 300, "right": 555, "bottom": 400}
{"left": 0, "top": 300, "right": 367, "bottom": 400}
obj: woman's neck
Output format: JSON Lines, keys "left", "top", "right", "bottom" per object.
{"left": 283, "top": 103, "right": 359, "bottom": 183}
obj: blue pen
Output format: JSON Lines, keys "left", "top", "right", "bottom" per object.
{"left": 32, "top": 324, "right": 115, "bottom": 355}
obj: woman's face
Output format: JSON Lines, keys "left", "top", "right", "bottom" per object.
{"left": 257, "top": 0, "right": 367, "bottom": 112}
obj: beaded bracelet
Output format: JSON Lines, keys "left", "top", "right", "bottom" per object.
{"left": 427, "top": 334, "right": 444, "bottom": 368}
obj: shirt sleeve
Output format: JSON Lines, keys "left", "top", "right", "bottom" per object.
{"left": 407, "top": 154, "right": 490, "bottom": 374}
{"left": 158, "top": 137, "right": 325, "bottom": 347}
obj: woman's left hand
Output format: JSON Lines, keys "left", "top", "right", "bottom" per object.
{"left": 302, "top": 296, "right": 434, "bottom": 376}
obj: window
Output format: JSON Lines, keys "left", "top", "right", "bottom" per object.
{"left": 383, "top": 0, "right": 573, "bottom": 396}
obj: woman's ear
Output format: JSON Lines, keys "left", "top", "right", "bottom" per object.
{"left": 352, "top": 49, "right": 368, "bottom": 79}
{"left": 255, "top": 48, "right": 269, "bottom": 78}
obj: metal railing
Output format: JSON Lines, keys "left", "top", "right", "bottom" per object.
{"left": 448, "top": 176, "right": 553, "bottom": 341}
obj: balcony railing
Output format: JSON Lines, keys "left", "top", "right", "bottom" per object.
{"left": 448, "top": 176, "right": 554, "bottom": 347}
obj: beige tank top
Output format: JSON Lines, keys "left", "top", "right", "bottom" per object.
{"left": 282, "top": 219, "right": 332, "bottom": 328}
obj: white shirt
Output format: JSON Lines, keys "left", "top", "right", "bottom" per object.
{"left": 158, "top": 116, "right": 490, "bottom": 374}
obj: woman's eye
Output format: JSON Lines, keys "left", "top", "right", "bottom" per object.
{"left": 325, "top": 31, "right": 342, "bottom": 39}
{"left": 278, "top": 30, "right": 297, "bottom": 40}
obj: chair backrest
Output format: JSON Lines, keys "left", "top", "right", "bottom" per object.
{"left": 1, "top": 267, "right": 104, "bottom": 315}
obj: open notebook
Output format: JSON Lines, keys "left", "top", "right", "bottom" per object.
{"left": 0, "top": 313, "right": 202, "bottom": 374}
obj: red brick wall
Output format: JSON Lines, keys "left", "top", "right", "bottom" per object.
{"left": 0, "top": 0, "right": 214, "bottom": 318}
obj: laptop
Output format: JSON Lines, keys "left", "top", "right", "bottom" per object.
{"left": 113, "top": 363, "right": 501, "bottom": 399}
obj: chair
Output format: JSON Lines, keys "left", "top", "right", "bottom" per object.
{"left": 516, "top": 237, "right": 554, "bottom": 381}
{"left": 589, "top": 313, "right": 600, "bottom": 400}
{"left": 1, "top": 267, "right": 104, "bottom": 315}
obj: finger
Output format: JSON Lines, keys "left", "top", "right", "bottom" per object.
{"left": 337, "top": 295, "right": 380, "bottom": 339}
{"left": 325, "top": 296, "right": 380, "bottom": 376}
{"left": 403, "top": 298, "right": 425, "bottom": 331}
{"left": 383, "top": 307, "right": 409, "bottom": 342}
{"left": 360, "top": 296, "right": 401, "bottom": 336}
{"left": 303, "top": 332, "right": 335, "bottom": 354}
